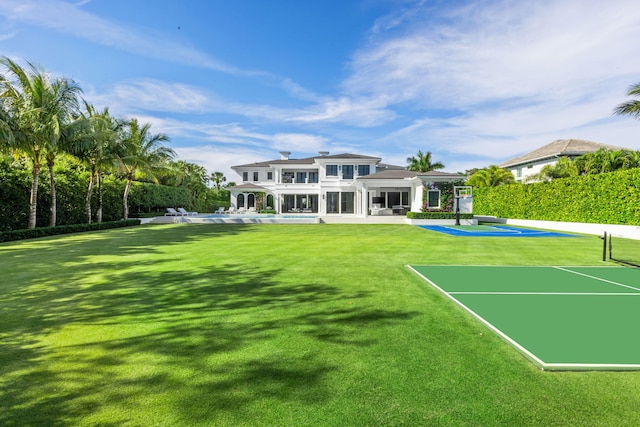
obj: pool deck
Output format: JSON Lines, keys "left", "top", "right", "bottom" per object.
{"left": 148, "top": 214, "right": 410, "bottom": 225}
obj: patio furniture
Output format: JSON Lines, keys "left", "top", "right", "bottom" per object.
{"left": 165, "top": 208, "right": 186, "bottom": 216}
{"left": 177, "top": 208, "right": 198, "bottom": 216}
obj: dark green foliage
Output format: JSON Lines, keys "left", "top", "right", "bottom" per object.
{"left": 0, "top": 158, "right": 30, "bottom": 231}
{"left": 421, "top": 180, "right": 466, "bottom": 212}
{"left": 0, "top": 219, "right": 140, "bottom": 242}
{"left": 474, "top": 168, "right": 640, "bottom": 224}
{"left": 407, "top": 211, "right": 474, "bottom": 219}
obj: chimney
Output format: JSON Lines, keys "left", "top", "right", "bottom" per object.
{"left": 318, "top": 151, "right": 329, "bottom": 156}
{"left": 279, "top": 151, "right": 291, "bottom": 160}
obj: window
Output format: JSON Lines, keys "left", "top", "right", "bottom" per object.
{"left": 247, "top": 193, "right": 255, "bottom": 207}
{"left": 341, "top": 192, "right": 355, "bottom": 213}
{"left": 308, "top": 172, "right": 318, "bottom": 183}
{"left": 517, "top": 168, "right": 522, "bottom": 178}
{"left": 326, "top": 192, "right": 339, "bottom": 213}
{"left": 357, "top": 165, "right": 370, "bottom": 176}
{"left": 326, "top": 165, "right": 338, "bottom": 176}
{"left": 427, "top": 190, "right": 440, "bottom": 209}
{"left": 282, "top": 172, "right": 294, "bottom": 183}
{"left": 237, "top": 194, "right": 245, "bottom": 208}
{"left": 296, "top": 172, "right": 306, "bottom": 183}
{"left": 253, "top": 172, "right": 259, "bottom": 181}
{"left": 342, "top": 165, "right": 354, "bottom": 179}
{"left": 242, "top": 172, "right": 248, "bottom": 182}
{"left": 267, "top": 171, "right": 273, "bottom": 180}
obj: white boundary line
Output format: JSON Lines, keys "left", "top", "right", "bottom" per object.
{"left": 553, "top": 266, "right": 640, "bottom": 292}
{"left": 449, "top": 292, "right": 640, "bottom": 296}
{"left": 406, "top": 264, "right": 640, "bottom": 371}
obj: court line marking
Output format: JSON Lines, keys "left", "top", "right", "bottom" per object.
{"left": 449, "top": 292, "right": 640, "bottom": 296}
{"left": 406, "top": 265, "right": 640, "bottom": 370}
{"left": 553, "top": 266, "right": 640, "bottom": 292}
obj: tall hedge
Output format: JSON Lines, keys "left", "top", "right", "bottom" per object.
{"left": 0, "top": 158, "right": 193, "bottom": 230}
{"left": 473, "top": 168, "right": 640, "bottom": 225}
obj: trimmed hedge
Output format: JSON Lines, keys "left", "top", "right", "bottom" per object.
{"left": 0, "top": 220, "right": 141, "bottom": 243}
{"left": 407, "top": 211, "right": 474, "bottom": 220}
{"left": 473, "top": 168, "right": 640, "bottom": 225}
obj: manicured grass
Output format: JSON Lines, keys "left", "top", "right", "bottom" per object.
{"left": 1, "top": 224, "right": 639, "bottom": 426}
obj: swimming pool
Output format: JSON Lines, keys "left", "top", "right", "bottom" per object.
{"left": 177, "top": 213, "right": 320, "bottom": 224}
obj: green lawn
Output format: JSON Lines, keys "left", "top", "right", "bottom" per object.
{"left": 1, "top": 224, "right": 639, "bottom": 426}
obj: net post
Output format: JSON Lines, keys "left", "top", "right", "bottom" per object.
{"left": 602, "top": 231, "right": 607, "bottom": 262}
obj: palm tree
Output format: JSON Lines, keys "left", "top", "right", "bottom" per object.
{"left": 466, "top": 165, "right": 515, "bottom": 188}
{"left": 614, "top": 82, "right": 640, "bottom": 119}
{"left": 117, "top": 118, "right": 174, "bottom": 220}
{"left": 526, "top": 157, "right": 579, "bottom": 182}
{"left": 210, "top": 171, "right": 226, "bottom": 190}
{"left": 406, "top": 150, "right": 445, "bottom": 172}
{"left": 67, "top": 101, "right": 123, "bottom": 223}
{"left": 0, "top": 56, "right": 81, "bottom": 228}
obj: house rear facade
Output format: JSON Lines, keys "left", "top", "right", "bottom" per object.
{"left": 230, "top": 151, "right": 464, "bottom": 217}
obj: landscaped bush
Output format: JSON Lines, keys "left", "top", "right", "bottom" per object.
{"left": 0, "top": 220, "right": 141, "bottom": 243}
{"left": 473, "top": 168, "right": 640, "bottom": 225}
{"left": 407, "top": 211, "right": 474, "bottom": 220}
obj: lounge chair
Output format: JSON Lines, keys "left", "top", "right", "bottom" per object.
{"left": 227, "top": 207, "right": 236, "bottom": 214}
{"left": 214, "top": 207, "right": 225, "bottom": 214}
{"left": 177, "top": 207, "right": 198, "bottom": 216}
{"left": 165, "top": 207, "right": 186, "bottom": 216}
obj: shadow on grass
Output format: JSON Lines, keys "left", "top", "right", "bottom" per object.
{"left": 0, "top": 231, "right": 420, "bottom": 425}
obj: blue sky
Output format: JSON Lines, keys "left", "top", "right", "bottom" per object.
{"left": 1, "top": 0, "right": 640, "bottom": 181}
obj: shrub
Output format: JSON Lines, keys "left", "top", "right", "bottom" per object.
{"left": 0, "top": 220, "right": 141, "bottom": 243}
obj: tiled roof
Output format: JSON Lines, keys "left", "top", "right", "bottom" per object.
{"left": 499, "top": 139, "right": 624, "bottom": 168}
{"left": 233, "top": 153, "right": 381, "bottom": 168}
{"left": 227, "top": 182, "right": 267, "bottom": 191}
{"left": 358, "top": 170, "right": 420, "bottom": 179}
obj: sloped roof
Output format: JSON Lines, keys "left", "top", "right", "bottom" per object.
{"left": 358, "top": 169, "right": 464, "bottom": 180}
{"left": 358, "top": 170, "right": 420, "bottom": 179}
{"left": 227, "top": 182, "right": 267, "bottom": 191}
{"left": 499, "top": 139, "right": 624, "bottom": 168}
{"left": 232, "top": 153, "right": 381, "bottom": 168}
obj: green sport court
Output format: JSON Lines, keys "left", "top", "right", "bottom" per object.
{"left": 408, "top": 265, "right": 640, "bottom": 371}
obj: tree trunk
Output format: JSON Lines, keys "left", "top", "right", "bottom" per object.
{"left": 85, "top": 170, "right": 94, "bottom": 224}
{"left": 96, "top": 173, "right": 103, "bottom": 223}
{"left": 123, "top": 176, "right": 132, "bottom": 220}
{"left": 48, "top": 161, "right": 56, "bottom": 227}
{"left": 28, "top": 163, "right": 41, "bottom": 229}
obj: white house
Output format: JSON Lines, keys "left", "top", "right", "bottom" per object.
{"left": 500, "top": 139, "right": 623, "bottom": 183}
{"left": 229, "top": 151, "right": 465, "bottom": 217}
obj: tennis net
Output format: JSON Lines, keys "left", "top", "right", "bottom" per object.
{"left": 608, "top": 233, "right": 640, "bottom": 268}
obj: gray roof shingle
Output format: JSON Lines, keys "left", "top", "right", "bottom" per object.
{"left": 499, "top": 139, "right": 624, "bottom": 168}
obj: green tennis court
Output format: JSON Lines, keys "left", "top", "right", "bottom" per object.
{"left": 408, "top": 265, "right": 640, "bottom": 371}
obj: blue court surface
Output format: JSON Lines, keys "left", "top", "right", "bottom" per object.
{"left": 419, "top": 224, "right": 579, "bottom": 237}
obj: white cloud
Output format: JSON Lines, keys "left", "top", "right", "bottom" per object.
{"left": 88, "top": 79, "right": 212, "bottom": 115}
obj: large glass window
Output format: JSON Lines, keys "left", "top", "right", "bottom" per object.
{"left": 296, "top": 172, "right": 306, "bottom": 183}
{"left": 341, "top": 192, "right": 355, "bottom": 213}
{"left": 357, "top": 165, "right": 370, "bottom": 177}
{"left": 326, "top": 192, "right": 339, "bottom": 213}
{"left": 242, "top": 172, "right": 248, "bottom": 182}
{"left": 308, "top": 172, "right": 318, "bottom": 183}
{"left": 342, "top": 165, "right": 354, "bottom": 179}
{"left": 237, "top": 194, "right": 245, "bottom": 208}
{"left": 253, "top": 172, "right": 259, "bottom": 182}
{"left": 247, "top": 194, "right": 255, "bottom": 208}
{"left": 267, "top": 171, "right": 273, "bottom": 180}
{"left": 326, "top": 165, "right": 338, "bottom": 176}
{"left": 282, "top": 172, "right": 294, "bottom": 183}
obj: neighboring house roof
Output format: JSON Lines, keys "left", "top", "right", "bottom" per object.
{"left": 500, "top": 139, "right": 624, "bottom": 168}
